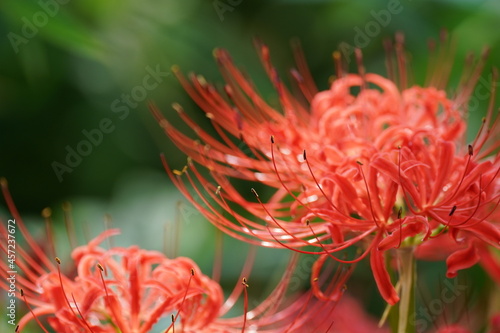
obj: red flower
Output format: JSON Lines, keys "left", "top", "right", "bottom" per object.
{"left": 1, "top": 219, "right": 224, "bottom": 332}
{"left": 437, "top": 326, "right": 472, "bottom": 333}
{"left": 152, "top": 36, "right": 500, "bottom": 305}
{"left": 0, "top": 179, "right": 359, "bottom": 332}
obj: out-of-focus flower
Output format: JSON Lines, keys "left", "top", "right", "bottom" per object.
{"left": 0, "top": 187, "right": 223, "bottom": 332}
{"left": 152, "top": 34, "right": 500, "bottom": 305}
{"left": 490, "top": 314, "right": 500, "bottom": 333}
{"left": 25, "top": 230, "right": 225, "bottom": 332}
{"left": 1, "top": 179, "right": 377, "bottom": 332}
{"left": 436, "top": 326, "right": 472, "bottom": 333}
{"left": 325, "top": 294, "right": 389, "bottom": 333}
{"left": 443, "top": 312, "right": 500, "bottom": 333}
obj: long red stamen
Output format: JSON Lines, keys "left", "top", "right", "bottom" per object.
{"left": 220, "top": 247, "right": 256, "bottom": 316}
{"left": 305, "top": 221, "right": 375, "bottom": 264}
{"left": 42, "top": 209, "right": 56, "bottom": 261}
{"left": 395, "top": 206, "right": 404, "bottom": 248}
{"left": 97, "top": 263, "right": 129, "bottom": 333}
{"left": 332, "top": 51, "right": 344, "bottom": 78}
{"left": 397, "top": 146, "right": 419, "bottom": 214}
{"left": 241, "top": 277, "right": 249, "bottom": 333}
{"left": 71, "top": 293, "right": 95, "bottom": 333}
{"left": 251, "top": 187, "right": 325, "bottom": 248}
{"left": 291, "top": 38, "right": 318, "bottom": 101}
{"left": 429, "top": 205, "right": 456, "bottom": 238}
{"left": 450, "top": 175, "right": 483, "bottom": 227}
{"left": 164, "top": 156, "right": 269, "bottom": 246}
{"left": 302, "top": 149, "right": 348, "bottom": 218}
{"left": 0, "top": 179, "right": 55, "bottom": 271}
{"left": 62, "top": 202, "right": 78, "bottom": 250}
{"left": 20, "top": 289, "right": 49, "bottom": 333}
{"left": 283, "top": 291, "right": 314, "bottom": 333}
{"left": 384, "top": 38, "right": 396, "bottom": 82}
{"left": 166, "top": 268, "right": 195, "bottom": 332}
{"left": 443, "top": 145, "right": 474, "bottom": 206}
{"left": 355, "top": 48, "right": 367, "bottom": 91}
{"left": 270, "top": 138, "right": 344, "bottom": 223}
{"left": 55, "top": 257, "right": 89, "bottom": 329}
{"left": 395, "top": 32, "right": 408, "bottom": 90}
{"left": 356, "top": 161, "right": 381, "bottom": 227}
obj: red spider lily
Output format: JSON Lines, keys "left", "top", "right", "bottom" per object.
{"left": 374, "top": 132, "right": 500, "bottom": 273}
{"left": 0, "top": 179, "right": 368, "bottom": 332}
{"left": 152, "top": 34, "right": 500, "bottom": 305}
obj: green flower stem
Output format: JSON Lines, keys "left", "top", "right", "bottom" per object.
{"left": 397, "top": 246, "right": 416, "bottom": 333}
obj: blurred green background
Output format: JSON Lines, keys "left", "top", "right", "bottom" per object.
{"left": 1, "top": 0, "right": 499, "bottom": 332}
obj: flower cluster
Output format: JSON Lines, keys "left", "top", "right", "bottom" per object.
{"left": 1, "top": 179, "right": 386, "bottom": 332}
{"left": 151, "top": 35, "right": 500, "bottom": 306}
{"left": 3, "top": 32, "right": 500, "bottom": 332}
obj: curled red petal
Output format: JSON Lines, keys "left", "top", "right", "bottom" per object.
{"left": 463, "top": 221, "right": 500, "bottom": 248}
{"left": 370, "top": 246, "right": 399, "bottom": 305}
{"left": 445, "top": 242, "right": 480, "bottom": 278}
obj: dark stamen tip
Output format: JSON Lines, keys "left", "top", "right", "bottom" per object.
{"left": 191, "top": 268, "right": 195, "bottom": 276}
{"left": 468, "top": 144, "right": 473, "bottom": 156}
{"left": 270, "top": 135, "right": 275, "bottom": 144}
{"left": 251, "top": 188, "right": 259, "bottom": 198}
{"left": 303, "top": 150, "right": 307, "bottom": 160}
{"left": 449, "top": 205, "right": 457, "bottom": 216}
{"left": 55, "top": 257, "right": 61, "bottom": 265}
